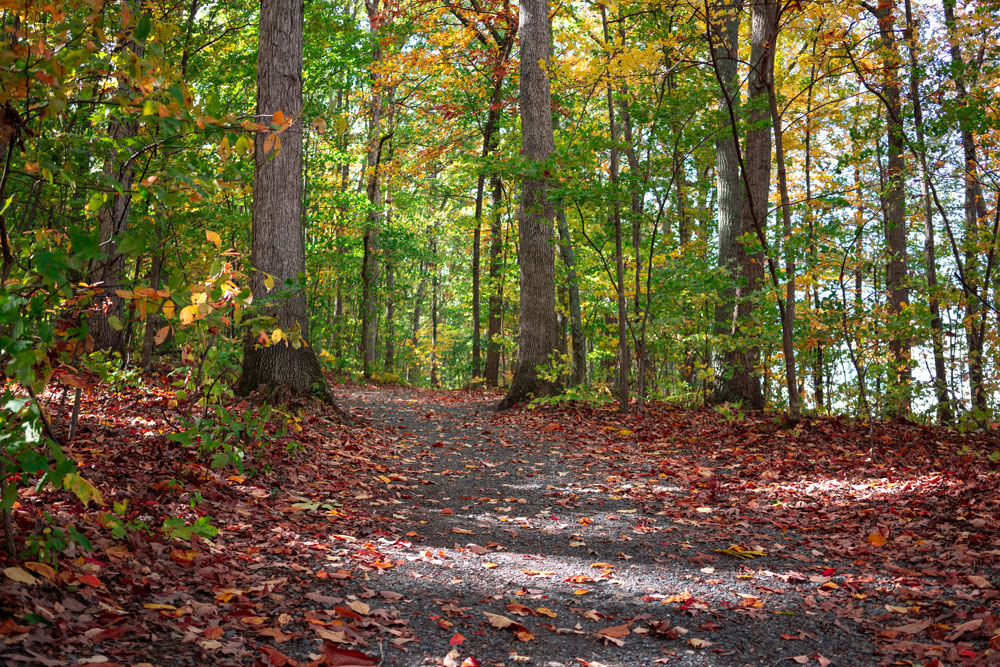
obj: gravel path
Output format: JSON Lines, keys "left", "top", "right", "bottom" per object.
{"left": 319, "top": 386, "right": 873, "bottom": 667}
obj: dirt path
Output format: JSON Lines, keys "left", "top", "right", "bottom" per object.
{"left": 325, "top": 387, "right": 871, "bottom": 666}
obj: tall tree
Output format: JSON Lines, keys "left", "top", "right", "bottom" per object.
{"left": 497, "top": 0, "right": 559, "bottom": 408}
{"left": 89, "top": 0, "right": 145, "bottom": 353}
{"left": 863, "top": 0, "right": 911, "bottom": 415}
{"left": 705, "top": 0, "right": 757, "bottom": 408}
{"left": 237, "top": 0, "right": 340, "bottom": 408}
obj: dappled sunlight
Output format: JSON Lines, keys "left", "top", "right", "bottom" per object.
{"left": 753, "top": 471, "right": 965, "bottom": 503}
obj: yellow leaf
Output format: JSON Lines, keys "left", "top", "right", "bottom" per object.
{"left": 205, "top": 229, "right": 222, "bottom": 250}
{"left": 271, "top": 328, "right": 283, "bottom": 344}
{"left": 4, "top": 566, "right": 38, "bottom": 586}
{"left": 378, "top": 474, "right": 392, "bottom": 484}
{"left": 264, "top": 274, "right": 275, "bottom": 291}
{"left": 536, "top": 607, "right": 556, "bottom": 618}
{"left": 162, "top": 300, "right": 175, "bottom": 319}
{"left": 179, "top": 304, "right": 199, "bottom": 325}
{"left": 143, "top": 603, "right": 177, "bottom": 610}
{"left": 867, "top": 533, "right": 887, "bottom": 547}
{"left": 24, "top": 562, "right": 56, "bottom": 580}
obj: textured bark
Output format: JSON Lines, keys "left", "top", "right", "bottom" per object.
{"left": 942, "top": 0, "right": 987, "bottom": 413}
{"left": 384, "top": 219, "right": 395, "bottom": 371}
{"left": 707, "top": 0, "right": 750, "bottom": 406}
{"left": 360, "top": 6, "right": 386, "bottom": 379}
{"left": 905, "top": 0, "right": 951, "bottom": 422}
{"left": 871, "top": 2, "right": 911, "bottom": 415}
{"left": 90, "top": 1, "right": 144, "bottom": 353}
{"left": 237, "top": 0, "right": 338, "bottom": 409}
{"left": 498, "top": 0, "right": 559, "bottom": 409}
{"left": 485, "top": 174, "right": 505, "bottom": 387}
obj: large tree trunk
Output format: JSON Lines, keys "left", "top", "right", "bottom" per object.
{"left": 498, "top": 0, "right": 559, "bottom": 409}
{"left": 90, "top": 1, "right": 145, "bottom": 353}
{"left": 485, "top": 174, "right": 505, "bottom": 387}
{"left": 360, "top": 3, "right": 387, "bottom": 379}
{"left": 237, "top": 0, "right": 339, "bottom": 410}
{"left": 869, "top": 2, "right": 911, "bottom": 416}
{"left": 707, "top": 0, "right": 749, "bottom": 406}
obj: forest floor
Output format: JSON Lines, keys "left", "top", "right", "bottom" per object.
{"left": 2, "top": 382, "right": 1000, "bottom": 667}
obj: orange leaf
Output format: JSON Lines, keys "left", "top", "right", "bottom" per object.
{"left": 449, "top": 633, "right": 465, "bottom": 645}
{"left": 867, "top": 533, "right": 887, "bottom": 547}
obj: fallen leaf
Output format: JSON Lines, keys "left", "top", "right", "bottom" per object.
{"left": 3, "top": 567, "right": 38, "bottom": 586}
{"left": 867, "top": 533, "right": 887, "bottom": 547}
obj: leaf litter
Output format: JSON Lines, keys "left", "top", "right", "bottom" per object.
{"left": 1, "top": 383, "right": 998, "bottom": 665}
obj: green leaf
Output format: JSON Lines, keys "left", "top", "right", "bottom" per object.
{"left": 134, "top": 14, "right": 151, "bottom": 41}
{"left": 107, "top": 315, "right": 123, "bottom": 331}
{"left": 64, "top": 472, "right": 105, "bottom": 507}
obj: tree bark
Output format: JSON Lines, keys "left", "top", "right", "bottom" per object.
{"left": 601, "top": 5, "right": 630, "bottom": 413}
{"left": 706, "top": 0, "right": 750, "bottom": 406}
{"left": 868, "top": 1, "right": 911, "bottom": 416}
{"left": 498, "top": 0, "right": 559, "bottom": 408}
{"left": 237, "top": 0, "right": 339, "bottom": 411}
{"left": 905, "top": 0, "right": 951, "bottom": 422}
{"left": 485, "top": 174, "right": 505, "bottom": 386}
{"left": 90, "top": 0, "right": 145, "bottom": 353}
{"left": 360, "top": 1, "right": 387, "bottom": 379}
{"left": 941, "top": 0, "right": 987, "bottom": 413}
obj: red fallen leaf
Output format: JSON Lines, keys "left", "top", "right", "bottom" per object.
{"left": 204, "top": 626, "right": 224, "bottom": 639}
{"left": 0, "top": 618, "right": 31, "bottom": 635}
{"left": 564, "top": 574, "right": 594, "bottom": 584}
{"left": 461, "top": 659, "right": 482, "bottom": 667}
{"left": 449, "top": 633, "right": 466, "bottom": 645}
{"left": 76, "top": 573, "right": 102, "bottom": 587}
{"left": 92, "top": 625, "right": 131, "bottom": 641}
{"left": 821, "top": 568, "right": 835, "bottom": 576}
{"left": 334, "top": 605, "right": 363, "bottom": 621}
{"left": 505, "top": 603, "right": 535, "bottom": 616}
{"left": 259, "top": 645, "right": 292, "bottom": 666}
{"left": 948, "top": 618, "right": 983, "bottom": 640}
{"left": 322, "top": 644, "right": 378, "bottom": 666}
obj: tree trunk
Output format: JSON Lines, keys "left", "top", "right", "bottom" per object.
{"left": 869, "top": 2, "right": 910, "bottom": 416}
{"left": 485, "top": 174, "right": 505, "bottom": 387}
{"left": 498, "top": 0, "right": 559, "bottom": 408}
{"left": 90, "top": 0, "right": 145, "bottom": 353}
{"left": 237, "top": 0, "right": 339, "bottom": 410}
{"left": 556, "top": 207, "right": 586, "bottom": 386}
{"left": 718, "top": 0, "right": 768, "bottom": 410}
{"left": 942, "top": 0, "right": 987, "bottom": 413}
{"left": 602, "top": 5, "right": 629, "bottom": 413}
{"left": 905, "top": 0, "right": 951, "bottom": 422}
{"left": 707, "top": 0, "right": 748, "bottom": 406}
{"left": 360, "top": 5, "right": 387, "bottom": 380}
{"left": 767, "top": 47, "right": 801, "bottom": 420}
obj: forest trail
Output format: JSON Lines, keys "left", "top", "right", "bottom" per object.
{"left": 330, "top": 387, "right": 873, "bottom": 666}
{"left": 3, "top": 385, "right": 998, "bottom": 667}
